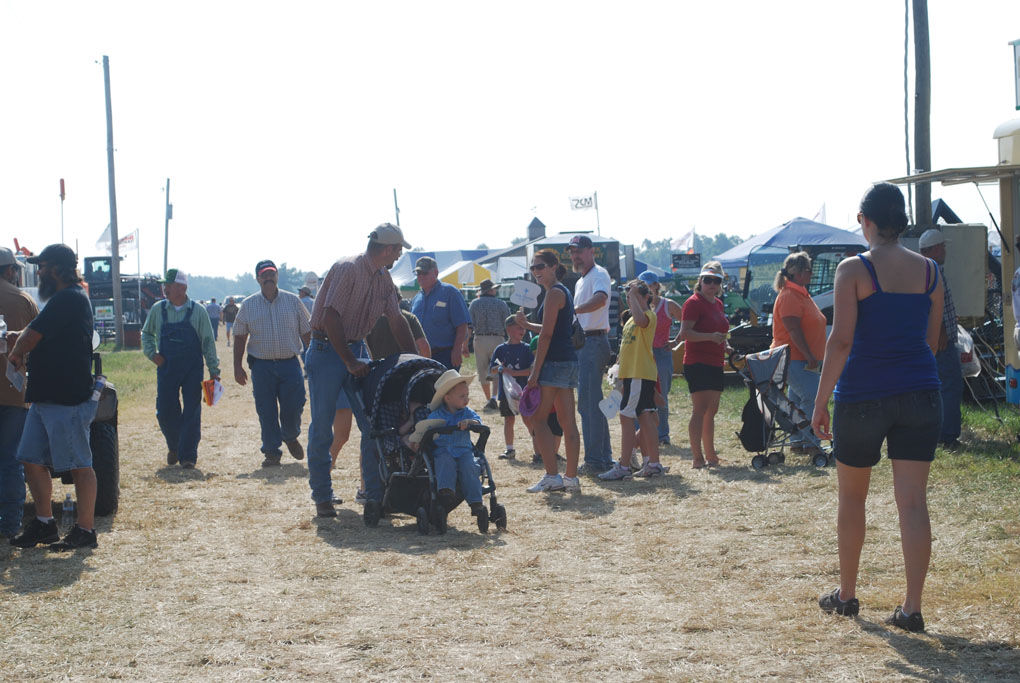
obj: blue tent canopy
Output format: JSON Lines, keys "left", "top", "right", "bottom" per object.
{"left": 712, "top": 217, "right": 868, "bottom": 271}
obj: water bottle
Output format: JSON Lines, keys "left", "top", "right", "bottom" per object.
{"left": 0, "top": 314, "right": 7, "bottom": 354}
{"left": 91, "top": 376, "right": 107, "bottom": 402}
{"left": 62, "top": 493, "right": 75, "bottom": 532}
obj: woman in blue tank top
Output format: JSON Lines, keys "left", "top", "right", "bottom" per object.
{"left": 513, "top": 248, "right": 581, "bottom": 494}
{"left": 811, "top": 183, "right": 944, "bottom": 633}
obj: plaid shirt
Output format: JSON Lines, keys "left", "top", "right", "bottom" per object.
{"left": 940, "top": 264, "right": 958, "bottom": 346}
{"left": 310, "top": 254, "right": 400, "bottom": 341}
{"left": 232, "top": 289, "right": 310, "bottom": 360}
{"left": 468, "top": 294, "right": 510, "bottom": 336}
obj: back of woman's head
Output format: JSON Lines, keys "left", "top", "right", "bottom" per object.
{"left": 535, "top": 248, "right": 567, "bottom": 280}
{"left": 773, "top": 251, "right": 812, "bottom": 292}
{"left": 860, "top": 182, "right": 908, "bottom": 238}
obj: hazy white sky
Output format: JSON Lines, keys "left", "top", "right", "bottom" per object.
{"left": 2, "top": 1, "right": 1018, "bottom": 278}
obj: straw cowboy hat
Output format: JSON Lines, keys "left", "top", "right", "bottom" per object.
{"left": 408, "top": 418, "right": 446, "bottom": 445}
{"left": 429, "top": 369, "right": 477, "bottom": 411}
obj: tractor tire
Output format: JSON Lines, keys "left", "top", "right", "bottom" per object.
{"left": 90, "top": 421, "right": 120, "bottom": 516}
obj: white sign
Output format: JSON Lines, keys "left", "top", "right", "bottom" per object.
{"left": 569, "top": 194, "right": 595, "bottom": 211}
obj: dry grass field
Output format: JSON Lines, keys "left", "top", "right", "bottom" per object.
{"left": 2, "top": 337, "right": 1019, "bottom": 681}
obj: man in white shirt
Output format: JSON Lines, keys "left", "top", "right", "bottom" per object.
{"left": 568, "top": 235, "right": 614, "bottom": 474}
{"left": 233, "top": 259, "right": 312, "bottom": 467}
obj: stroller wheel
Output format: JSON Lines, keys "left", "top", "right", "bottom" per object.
{"left": 767, "top": 452, "right": 785, "bottom": 465}
{"left": 812, "top": 452, "right": 829, "bottom": 468}
{"left": 751, "top": 454, "right": 768, "bottom": 470}
{"left": 491, "top": 503, "right": 508, "bottom": 531}
{"left": 364, "top": 499, "right": 382, "bottom": 527}
{"left": 430, "top": 505, "right": 448, "bottom": 535}
{"left": 415, "top": 506, "right": 430, "bottom": 535}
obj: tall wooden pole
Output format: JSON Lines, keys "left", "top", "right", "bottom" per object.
{"left": 164, "top": 178, "right": 171, "bottom": 275}
{"left": 913, "top": 0, "right": 931, "bottom": 227}
{"left": 393, "top": 188, "right": 400, "bottom": 227}
{"left": 103, "top": 55, "right": 124, "bottom": 349}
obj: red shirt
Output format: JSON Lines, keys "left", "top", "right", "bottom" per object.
{"left": 681, "top": 292, "right": 728, "bottom": 367}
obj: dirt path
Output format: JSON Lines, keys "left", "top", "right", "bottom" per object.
{"left": 1, "top": 336, "right": 1018, "bottom": 680}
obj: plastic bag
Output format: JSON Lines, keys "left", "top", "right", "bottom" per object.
{"left": 957, "top": 326, "right": 980, "bottom": 378}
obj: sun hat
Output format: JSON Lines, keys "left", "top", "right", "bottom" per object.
{"left": 637, "top": 270, "right": 659, "bottom": 285}
{"left": 519, "top": 385, "right": 542, "bottom": 417}
{"left": 479, "top": 279, "right": 496, "bottom": 292}
{"left": 27, "top": 243, "right": 76, "bottom": 268}
{"left": 918, "top": 229, "right": 946, "bottom": 250}
{"left": 429, "top": 369, "right": 477, "bottom": 411}
{"left": 698, "top": 265, "right": 724, "bottom": 279}
{"left": 369, "top": 223, "right": 412, "bottom": 249}
{"left": 408, "top": 418, "right": 447, "bottom": 445}
{"left": 162, "top": 268, "right": 188, "bottom": 285}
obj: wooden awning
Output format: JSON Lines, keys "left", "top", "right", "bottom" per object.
{"left": 886, "top": 164, "right": 1020, "bottom": 186}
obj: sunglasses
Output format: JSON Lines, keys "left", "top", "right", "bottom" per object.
{"left": 529, "top": 263, "right": 549, "bottom": 272}
{"left": 701, "top": 276, "right": 722, "bottom": 285}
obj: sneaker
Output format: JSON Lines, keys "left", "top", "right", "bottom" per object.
{"left": 562, "top": 475, "right": 581, "bottom": 492}
{"left": 484, "top": 398, "right": 499, "bottom": 411}
{"left": 531, "top": 453, "right": 543, "bottom": 464}
{"left": 315, "top": 500, "right": 337, "bottom": 518}
{"left": 49, "top": 525, "right": 98, "bottom": 551}
{"left": 886, "top": 606, "right": 925, "bottom": 632}
{"left": 578, "top": 462, "right": 611, "bottom": 476}
{"left": 634, "top": 462, "right": 666, "bottom": 478}
{"left": 285, "top": 439, "right": 305, "bottom": 460}
{"left": 659, "top": 437, "right": 671, "bottom": 446}
{"left": 598, "top": 463, "right": 633, "bottom": 481}
{"left": 354, "top": 489, "right": 367, "bottom": 505}
{"left": 499, "top": 447, "right": 516, "bottom": 460}
{"left": 262, "top": 453, "right": 282, "bottom": 468}
{"left": 166, "top": 450, "right": 178, "bottom": 466}
{"left": 629, "top": 454, "right": 642, "bottom": 470}
{"left": 527, "top": 473, "right": 565, "bottom": 493}
{"left": 818, "top": 588, "right": 860, "bottom": 616}
{"left": 10, "top": 518, "right": 59, "bottom": 548}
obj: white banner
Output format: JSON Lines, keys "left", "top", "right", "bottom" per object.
{"left": 569, "top": 194, "right": 595, "bottom": 211}
{"left": 671, "top": 228, "right": 695, "bottom": 254}
{"left": 95, "top": 226, "right": 139, "bottom": 253}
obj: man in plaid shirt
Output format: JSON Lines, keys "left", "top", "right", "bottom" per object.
{"left": 919, "top": 229, "right": 961, "bottom": 449}
{"left": 305, "top": 224, "right": 416, "bottom": 518}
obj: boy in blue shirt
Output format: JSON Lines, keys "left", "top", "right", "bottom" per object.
{"left": 426, "top": 369, "right": 487, "bottom": 521}
{"left": 490, "top": 315, "right": 533, "bottom": 459}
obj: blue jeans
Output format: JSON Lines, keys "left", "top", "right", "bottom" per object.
{"left": 0, "top": 405, "right": 27, "bottom": 536}
{"left": 653, "top": 346, "right": 674, "bottom": 441}
{"left": 786, "top": 359, "right": 821, "bottom": 418}
{"left": 250, "top": 356, "right": 306, "bottom": 456}
{"left": 305, "top": 339, "right": 378, "bottom": 504}
{"left": 210, "top": 319, "right": 220, "bottom": 341}
{"left": 433, "top": 449, "right": 482, "bottom": 504}
{"left": 577, "top": 334, "right": 613, "bottom": 468}
{"left": 935, "top": 347, "right": 962, "bottom": 442}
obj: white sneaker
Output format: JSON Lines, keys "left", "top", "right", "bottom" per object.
{"left": 598, "top": 463, "right": 633, "bottom": 481}
{"left": 562, "top": 475, "right": 581, "bottom": 492}
{"left": 634, "top": 462, "right": 666, "bottom": 478}
{"left": 527, "top": 474, "right": 565, "bottom": 493}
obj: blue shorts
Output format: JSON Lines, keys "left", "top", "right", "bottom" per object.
{"left": 833, "top": 389, "right": 941, "bottom": 468}
{"left": 539, "top": 360, "right": 578, "bottom": 389}
{"left": 17, "top": 400, "right": 98, "bottom": 471}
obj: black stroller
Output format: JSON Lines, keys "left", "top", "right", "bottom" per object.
{"left": 348, "top": 354, "right": 507, "bottom": 534}
{"left": 735, "top": 345, "right": 832, "bottom": 469}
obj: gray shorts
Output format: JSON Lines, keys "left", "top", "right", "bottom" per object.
{"left": 17, "top": 400, "right": 98, "bottom": 471}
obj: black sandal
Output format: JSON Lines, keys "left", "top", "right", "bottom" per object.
{"left": 886, "top": 606, "right": 924, "bottom": 632}
{"left": 818, "top": 588, "right": 859, "bottom": 616}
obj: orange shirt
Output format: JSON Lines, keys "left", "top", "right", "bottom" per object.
{"left": 771, "top": 281, "right": 826, "bottom": 362}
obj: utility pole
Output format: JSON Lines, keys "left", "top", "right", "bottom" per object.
{"left": 103, "top": 55, "right": 124, "bottom": 349}
{"left": 393, "top": 188, "right": 400, "bottom": 227}
{"left": 913, "top": 0, "right": 931, "bottom": 228}
{"left": 164, "top": 178, "right": 171, "bottom": 275}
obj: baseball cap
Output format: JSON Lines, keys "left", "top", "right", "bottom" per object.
{"left": 414, "top": 256, "right": 438, "bottom": 273}
{"left": 369, "top": 223, "right": 412, "bottom": 249}
{"left": 918, "top": 229, "right": 946, "bottom": 250}
{"left": 27, "top": 243, "right": 77, "bottom": 268}
{"left": 162, "top": 268, "right": 188, "bottom": 285}
{"left": 567, "top": 235, "right": 594, "bottom": 249}
{"left": 479, "top": 279, "right": 495, "bottom": 292}
{"left": 637, "top": 270, "right": 659, "bottom": 285}
{"left": 255, "top": 259, "right": 278, "bottom": 277}
{"left": 0, "top": 247, "right": 17, "bottom": 268}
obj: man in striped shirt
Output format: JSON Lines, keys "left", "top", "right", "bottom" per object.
{"left": 305, "top": 224, "right": 417, "bottom": 518}
{"left": 232, "top": 259, "right": 311, "bottom": 468}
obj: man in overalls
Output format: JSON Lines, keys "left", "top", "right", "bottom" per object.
{"left": 141, "top": 269, "right": 220, "bottom": 468}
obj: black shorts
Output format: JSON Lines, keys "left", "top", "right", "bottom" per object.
{"left": 833, "top": 389, "right": 941, "bottom": 468}
{"left": 620, "top": 378, "right": 656, "bottom": 418}
{"left": 683, "top": 363, "right": 724, "bottom": 393}
{"left": 498, "top": 395, "right": 515, "bottom": 418}
{"left": 547, "top": 411, "right": 563, "bottom": 437}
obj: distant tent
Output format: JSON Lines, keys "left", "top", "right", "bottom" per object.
{"left": 713, "top": 217, "right": 867, "bottom": 271}
{"left": 439, "top": 260, "right": 494, "bottom": 287}
{"left": 390, "top": 249, "right": 495, "bottom": 288}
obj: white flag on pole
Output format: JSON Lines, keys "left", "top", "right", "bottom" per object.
{"left": 95, "top": 225, "right": 139, "bottom": 254}
{"left": 671, "top": 228, "right": 696, "bottom": 254}
{"left": 813, "top": 203, "right": 827, "bottom": 224}
{"left": 569, "top": 194, "right": 595, "bottom": 211}
{"left": 95, "top": 224, "right": 112, "bottom": 251}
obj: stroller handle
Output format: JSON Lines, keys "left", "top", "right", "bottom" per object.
{"left": 421, "top": 424, "right": 491, "bottom": 452}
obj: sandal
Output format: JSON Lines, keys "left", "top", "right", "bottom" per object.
{"left": 818, "top": 588, "right": 859, "bottom": 616}
{"left": 886, "top": 606, "right": 924, "bottom": 632}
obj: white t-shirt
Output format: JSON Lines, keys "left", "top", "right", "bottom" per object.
{"left": 1011, "top": 266, "right": 1020, "bottom": 327}
{"left": 574, "top": 263, "right": 611, "bottom": 332}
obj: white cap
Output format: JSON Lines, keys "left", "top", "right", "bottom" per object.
{"left": 918, "top": 229, "right": 946, "bottom": 250}
{"left": 369, "top": 223, "right": 412, "bottom": 249}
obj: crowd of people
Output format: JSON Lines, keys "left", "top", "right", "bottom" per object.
{"left": 0, "top": 183, "right": 964, "bottom": 632}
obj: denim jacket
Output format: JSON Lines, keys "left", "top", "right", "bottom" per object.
{"left": 427, "top": 405, "right": 481, "bottom": 459}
